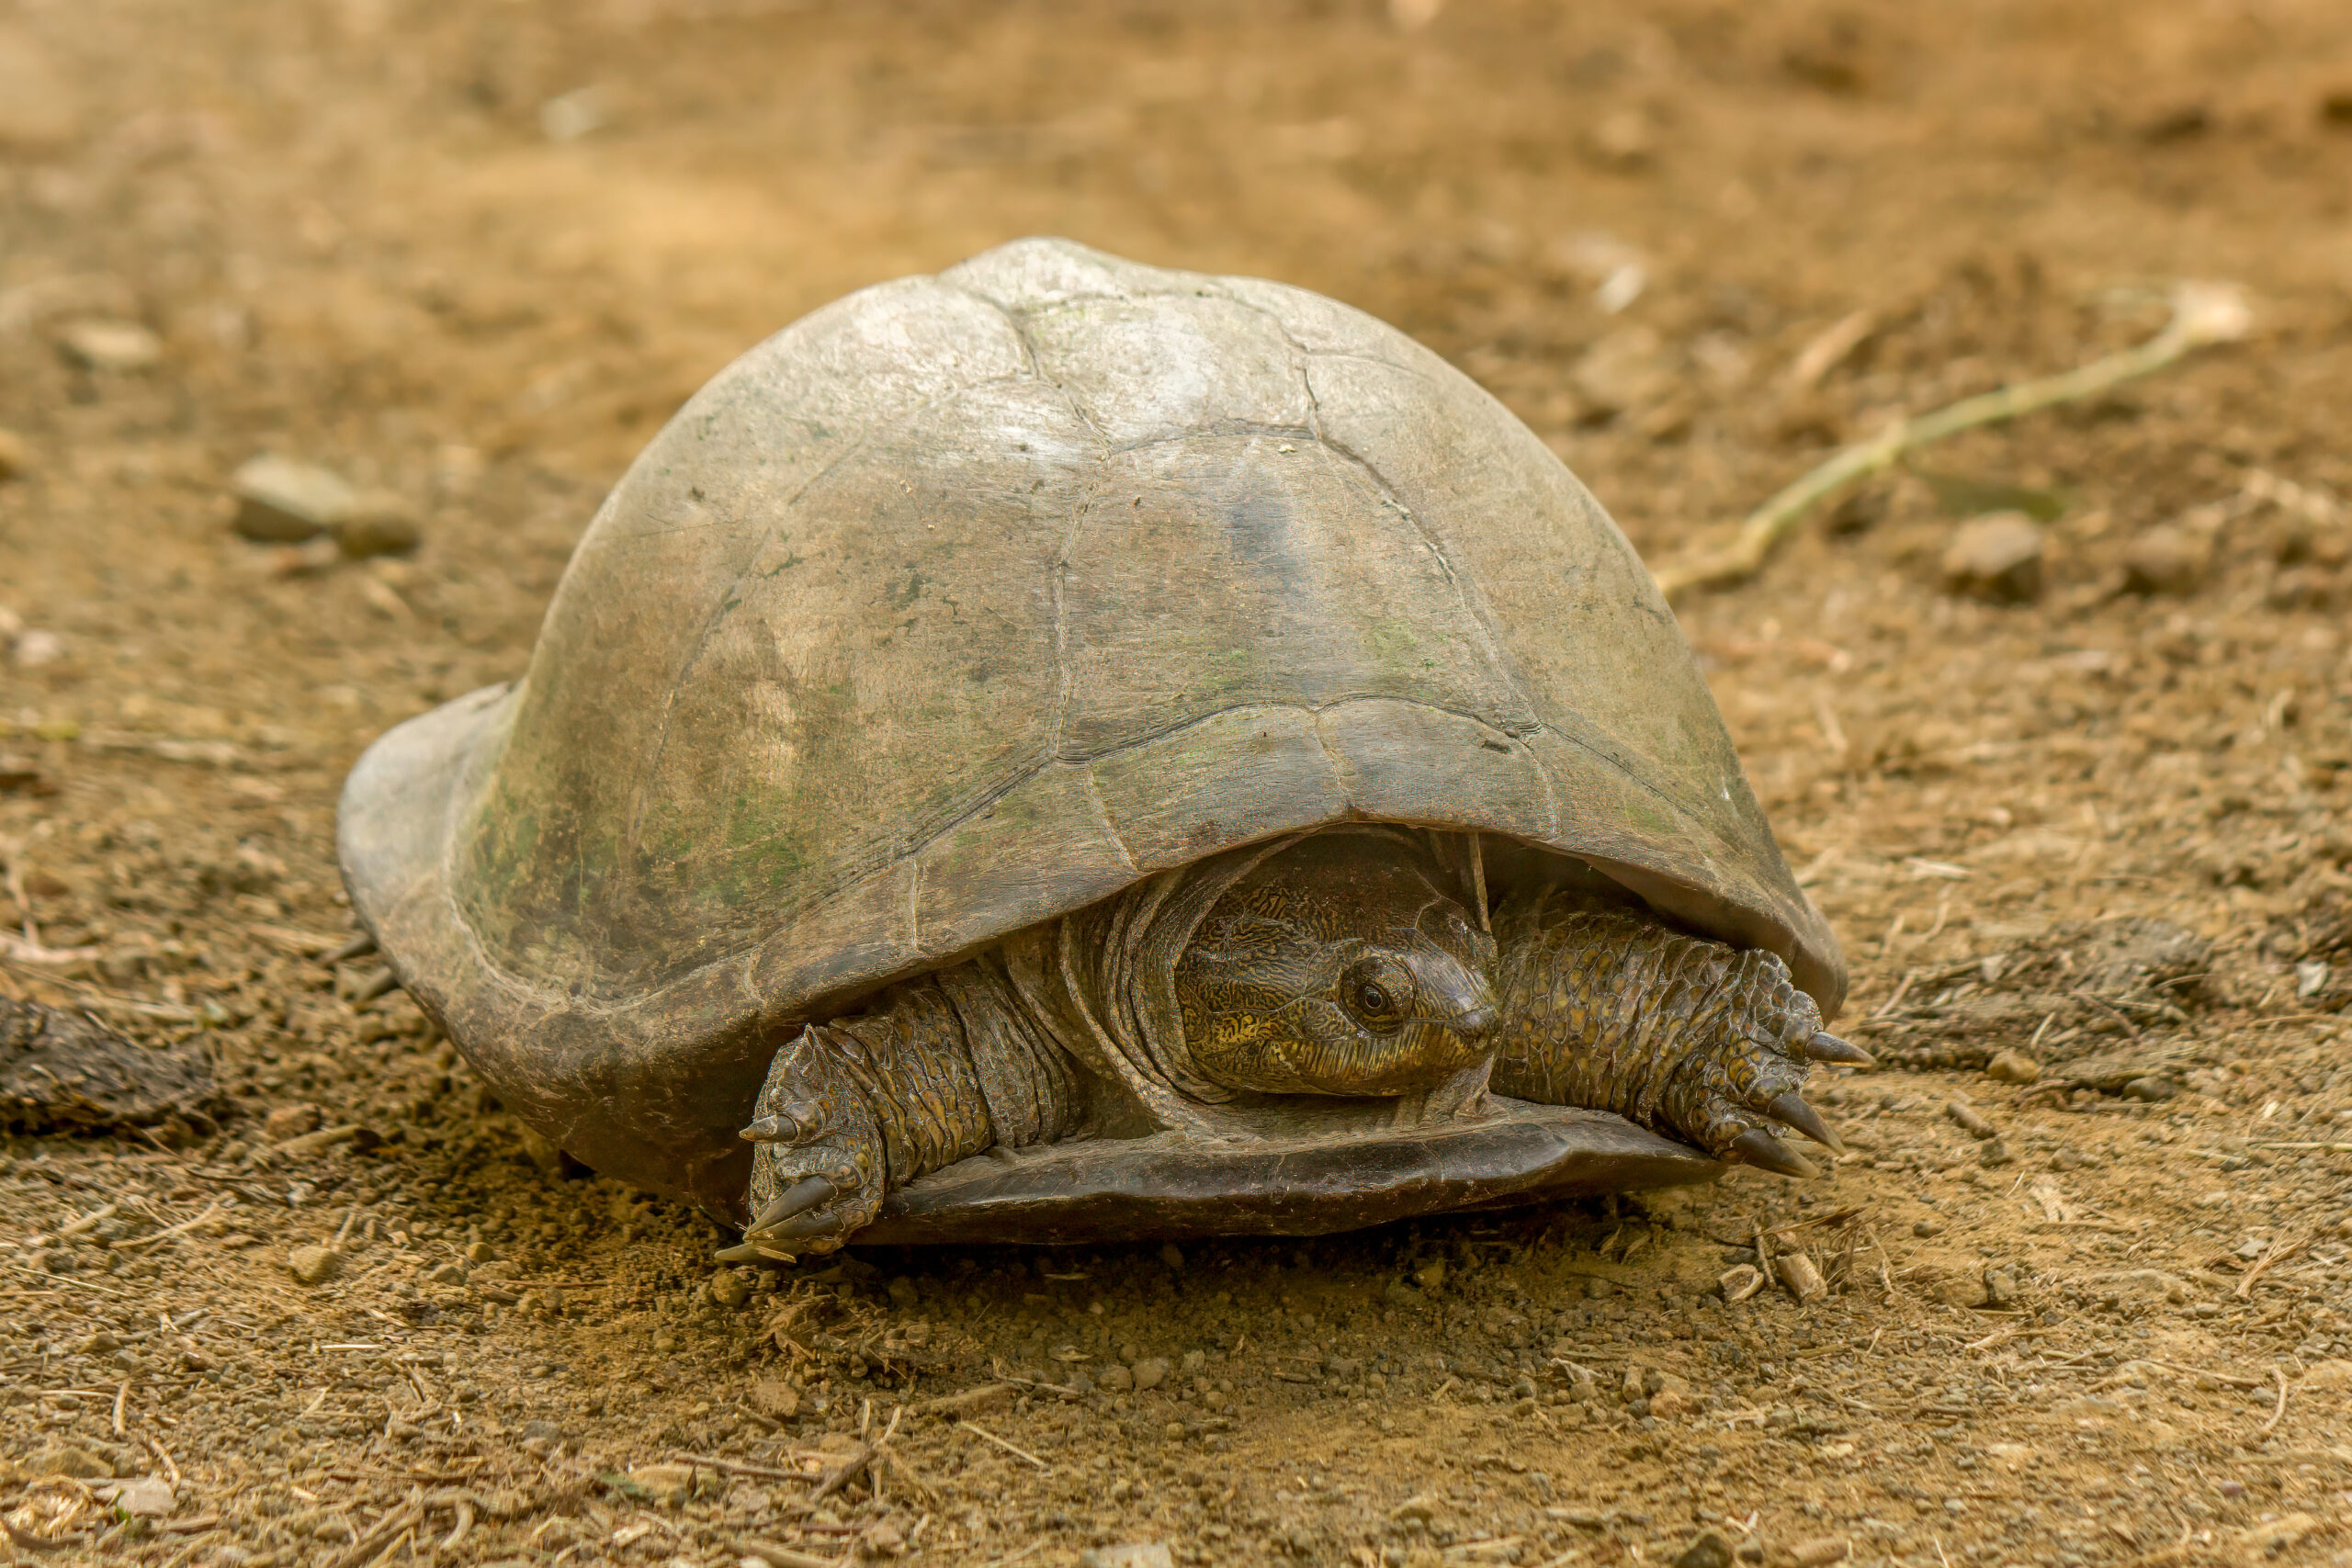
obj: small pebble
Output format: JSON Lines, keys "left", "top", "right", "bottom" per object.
{"left": 2123, "top": 1076, "right": 2177, "bottom": 1102}
{"left": 106, "top": 1476, "right": 175, "bottom": 1517}
{"left": 1159, "top": 1242, "right": 1184, "bottom": 1271}
{"left": 335, "top": 493, "right": 423, "bottom": 558}
{"left": 286, "top": 1244, "right": 342, "bottom": 1286}
{"left": 1099, "top": 1363, "right": 1135, "bottom": 1393}
{"left": 1984, "top": 1048, "right": 2041, "bottom": 1085}
{"left": 1940, "top": 512, "right": 2044, "bottom": 604}
{"left": 57, "top": 319, "right": 162, "bottom": 371}
{"left": 230, "top": 456, "right": 356, "bottom": 543}
{"left": 264, "top": 1102, "right": 322, "bottom": 1140}
{"left": 1131, "top": 1358, "right": 1169, "bottom": 1391}
{"left": 0, "top": 428, "right": 29, "bottom": 480}
{"left": 2122, "top": 525, "right": 2210, "bottom": 595}
{"left": 1913, "top": 1217, "right": 1943, "bottom": 1238}
{"left": 707, "top": 1269, "right": 753, "bottom": 1309}
{"left": 1977, "top": 1137, "right": 2013, "bottom": 1168}
{"left": 1786, "top": 1536, "right": 1849, "bottom": 1568}
{"left": 424, "top": 1260, "right": 467, "bottom": 1285}
{"left": 1673, "top": 1529, "right": 1732, "bottom": 1568}
{"left": 629, "top": 1461, "right": 695, "bottom": 1506}
{"left": 13, "top": 628, "right": 64, "bottom": 667}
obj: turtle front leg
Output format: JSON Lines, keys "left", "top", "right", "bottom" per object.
{"left": 1488, "top": 896, "right": 1869, "bottom": 1177}
{"left": 732, "top": 978, "right": 999, "bottom": 1258}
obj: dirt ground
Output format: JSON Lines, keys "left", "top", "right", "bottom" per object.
{"left": 4, "top": 0, "right": 2352, "bottom": 1563}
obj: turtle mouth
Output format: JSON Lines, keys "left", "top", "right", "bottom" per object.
{"left": 1273, "top": 1015, "right": 1497, "bottom": 1099}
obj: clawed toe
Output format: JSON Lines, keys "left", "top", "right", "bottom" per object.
{"left": 1766, "top": 1090, "right": 1844, "bottom": 1153}
{"left": 1804, "top": 1030, "right": 1872, "bottom": 1066}
{"left": 741, "top": 1105, "right": 825, "bottom": 1145}
{"left": 747, "top": 1174, "right": 836, "bottom": 1234}
{"left": 1730, "top": 1125, "right": 1819, "bottom": 1179}
{"left": 761, "top": 1208, "right": 849, "bottom": 1243}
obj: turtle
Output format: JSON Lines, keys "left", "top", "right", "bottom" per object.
{"left": 336, "top": 237, "right": 1856, "bottom": 1253}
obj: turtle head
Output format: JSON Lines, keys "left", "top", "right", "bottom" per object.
{"left": 1174, "top": 834, "right": 1498, "bottom": 1098}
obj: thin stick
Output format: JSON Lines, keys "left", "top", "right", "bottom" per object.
{"left": 140, "top": 1432, "right": 182, "bottom": 1487}
{"left": 667, "top": 1451, "right": 809, "bottom": 1483}
{"left": 2235, "top": 1234, "right": 2306, "bottom": 1299}
{"left": 114, "top": 1199, "right": 229, "bottom": 1252}
{"left": 1653, "top": 281, "right": 2252, "bottom": 602}
{"left": 956, "top": 1419, "right": 1051, "bottom": 1472}
{"left": 2259, "top": 1370, "right": 2289, "bottom": 1436}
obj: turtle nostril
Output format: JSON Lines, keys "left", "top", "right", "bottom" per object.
{"left": 1452, "top": 1006, "right": 1497, "bottom": 1041}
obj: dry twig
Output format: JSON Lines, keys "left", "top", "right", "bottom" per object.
{"left": 2259, "top": 1369, "right": 2290, "bottom": 1436}
{"left": 956, "top": 1418, "right": 1051, "bottom": 1472}
{"left": 2235, "top": 1234, "right": 2306, "bottom": 1299}
{"left": 1652, "top": 281, "right": 2253, "bottom": 602}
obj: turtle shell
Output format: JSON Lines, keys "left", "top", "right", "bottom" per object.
{"left": 338, "top": 238, "right": 1844, "bottom": 1222}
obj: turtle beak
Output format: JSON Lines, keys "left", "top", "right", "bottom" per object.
{"left": 1413, "top": 953, "right": 1498, "bottom": 1043}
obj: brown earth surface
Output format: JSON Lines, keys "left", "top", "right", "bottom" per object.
{"left": 4, "top": 0, "right": 2352, "bottom": 1564}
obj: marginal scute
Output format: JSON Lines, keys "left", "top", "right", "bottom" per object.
{"left": 339, "top": 236, "right": 1844, "bottom": 1215}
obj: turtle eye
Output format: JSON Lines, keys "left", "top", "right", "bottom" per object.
{"left": 1341, "top": 964, "right": 1409, "bottom": 1032}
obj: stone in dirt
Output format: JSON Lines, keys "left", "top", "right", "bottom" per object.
{"left": 231, "top": 456, "right": 356, "bottom": 543}
{"left": 98, "top": 1476, "right": 174, "bottom": 1516}
{"left": 57, "top": 319, "right": 162, "bottom": 371}
{"left": 628, "top": 1461, "right": 696, "bottom": 1506}
{"left": 751, "top": 1379, "right": 799, "bottom": 1417}
{"left": 2121, "top": 525, "right": 2211, "bottom": 595}
{"left": 0, "top": 427, "right": 28, "bottom": 479}
{"left": 335, "top": 492, "right": 423, "bottom": 558}
{"left": 1786, "top": 1538, "right": 1849, "bottom": 1568}
{"left": 707, "top": 1269, "right": 753, "bottom": 1308}
{"left": 1984, "top": 1048, "right": 2041, "bottom": 1084}
{"left": 0, "top": 998, "right": 217, "bottom": 1133}
{"left": 1940, "top": 512, "right": 2044, "bottom": 603}
{"left": 1672, "top": 1530, "right": 1732, "bottom": 1568}
{"left": 1930, "top": 1273, "right": 1989, "bottom": 1309}
{"left": 286, "top": 1244, "right": 343, "bottom": 1285}
{"left": 0, "top": 753, "right": 50, "bottom": 795}
{"left": 263, "top": 1102, "right": 322, "bottom": 1140}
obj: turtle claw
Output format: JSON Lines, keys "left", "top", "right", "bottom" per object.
{"left": 1804, "top": 1031, "right": 1872, "bottom": 1066}
{"left": 1730, "top": 1125, "right": 1818, "bottom": 1179}
{"left": 748, "top": 1175, "right": 836, "bottom": 1234}
{"left": 761, "top": 1208, "right": 850, "bottom": 1243}
{"left": 1766, "top": 1090, "right": 1844, "bottom": 1153}
{"left": 741, "top": 1108, "right": 822, "bottom": 1145}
